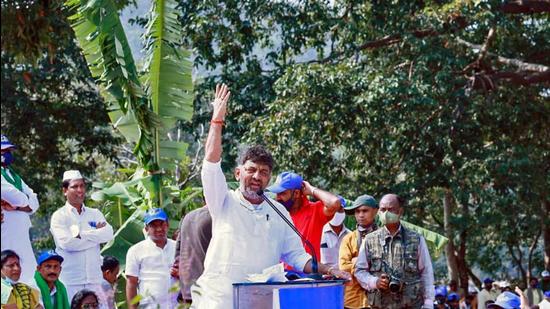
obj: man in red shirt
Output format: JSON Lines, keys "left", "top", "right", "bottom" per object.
{"left": 267, "top": 172, "right": 342, "bottom": 262}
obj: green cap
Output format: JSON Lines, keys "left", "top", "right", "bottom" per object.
{"left": 344, "top": 194, "right": 378, "bottom": 215}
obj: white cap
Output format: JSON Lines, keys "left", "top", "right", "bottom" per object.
{"left": 542, "top": 270, "right": 550, "bottom": 277}
{"left": 63, "top": 170, "right": 83, "bottom": 182}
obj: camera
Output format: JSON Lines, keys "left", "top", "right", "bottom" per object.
{"left": 388, "top": 275, "right": 403, "bottom": 293}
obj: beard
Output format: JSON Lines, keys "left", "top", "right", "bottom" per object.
{"left": 240, "top": 184, "right": 262, "bottom": 203}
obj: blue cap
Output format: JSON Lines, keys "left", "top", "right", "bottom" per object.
{"left": 1, "top": 135, "right": 16, "bottom": 150}
{"left": 434, "top": 285, "right": 447, "bottom": 297}
{"left": 544, "top": 290, "right": 550, "bottom": 297}
{"left": 266, "top": 172, "right": 303, "bottom": 194}
{"left": 37, "top": 250, "right": 64, "bottom": 265}
{"left": 144, "top": 208, "right": 168, "bottom": 225}
{"left": 447, "top": 292, "right": 459, "bottom": 302}
{"left": 337, "top": 195, "right": 347, "bottom": 208}
{"left": 483, "top": 277, "right": 494, "bottom": 284}
{"left": 487, "top": 291, "right": 520, "bottom": 309}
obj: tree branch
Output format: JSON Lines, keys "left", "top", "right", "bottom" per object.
{"left": 457, "top": 38, "right": 549, "bottom": 72}
{"left": 500, "top": 0, "right": 550, "bottom": 14}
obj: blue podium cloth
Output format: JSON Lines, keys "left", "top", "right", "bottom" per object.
{"left": 275, "top": 284, "right": 344, "bottom": 309}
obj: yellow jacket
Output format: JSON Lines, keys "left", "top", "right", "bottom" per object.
{"left": 339, "top": 230, "right": 368, "bottom": 309}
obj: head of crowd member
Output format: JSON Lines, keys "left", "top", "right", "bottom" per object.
{"left": 70, "top": 289, "right": 99, "bottom": 309}
{"left": 327, "top": 195, "right": 347, "bottom": 228}
{"left": 529, "top": 277, "right": 539, "bottom": 289}
{"left": 144, "top": 208, "right": 169, "bottom": 246}
{"left": 466, "top": 286, "right": 478, "bottom": 303}
{"left": 449, "top": 279, "right": 458, "bottom": 292}
{"left": 344, "top": 194, "right": 378, "bottom": 229}
{"left": 487, "top": 291, "right": 520, "bottom": 309}
{"left": 234, "top": 145, "right": 274, "bottom": 204}
{"left": 434, "top": 285, "right": 448, "bottom": 308}
{"left": 1, "top": 250, "right": 21, "bottom": 284}
{"left": 101, "top": 256, "right": 120, "bottom": 286}
{"left": 545, "top": 290, "right": 550, "bottom": 300}
{"left": 447, "top": 292, "right": 460, "bottom": 309}
{"left": 36, "top": 250, "right": 64, "bottom": 287}
{"left": 267, "top": 171, "right": 303, "bottom": 211}
{"left": 483, "top": 277, "right": 494, "bottom": 291}
{"left": 1, "top": 135, "right": 16, "bottom": 167}
{"left": 542, "top": 270, "right": 550, "bottom": 286}
{"left": 62, "top": 170, "right": 86, "bottom": 208}
{"left": 499, "top": 281, "right": 511, "bottom": 292}
{"left": 377, "top": 194, "right": 405, "bottom": 229}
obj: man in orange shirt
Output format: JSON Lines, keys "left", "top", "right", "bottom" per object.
{"left": 267, "top": 172, "right": 341, "bottom": 261}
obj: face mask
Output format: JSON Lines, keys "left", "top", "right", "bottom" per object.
{"left": 379, "top": 210, "right": 400, "bottom": 225}
{"left": 2, "top": 276, "right": 17, "bottom": 285}
{"left": 279, "top": 192, "right": 295, "bottom": 210}
{"left": 330, "top": 211, "right": 346, "bottom": 226}
{"left": 1, "top": 152, "right": 14, "bottom": 166}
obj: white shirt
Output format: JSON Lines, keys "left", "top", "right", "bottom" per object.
{"left": 1, "top": 168, "right": 39, "bottom": 284}
{"left": 50, "top": 202, "right": 114, "bottom": 285}
{"left": 320, "top": 223, "right": 350, "bottom": 267}
{"left": 354, "top": 224, "right": 435, "bottom": 308}
{"left": 125, "top": 237, "right": 177, "bottom": 307}
{"left": 477, "top": 289, "right": 498, "bottom": 308}
{"left": 193, "top": 160, "right": 311, "bottom": 309}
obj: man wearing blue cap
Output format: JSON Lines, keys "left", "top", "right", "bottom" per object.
{"left": 1, "top": 135, "right": 40, "bottom": 284}
{"left": 320, "top": 196, "right": 350, "bottom": 269}
{"left": 126, "top": 208, "right": 177, "bottom": 309}
{"left": 478, "top": 278, "right": 498, "bottom": 308}
{"left": 267, "top": 171, "right": 342, "bottom": 261}
{"left": 31, "top": 250, "right": 70, "bottom": 309}
{"left": 191, "top": 84, "right": 350, "bottom": 309}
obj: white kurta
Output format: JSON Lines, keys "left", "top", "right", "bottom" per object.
{"left": 50, "top": 203, "right": 114, "bottom": 287}
{"left": 1, "top": 168, "right": 39, "bottom": 284}
{"left": 191, "top": 160, "right": 311, "bottom": 309}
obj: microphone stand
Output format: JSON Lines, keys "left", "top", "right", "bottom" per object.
{"left": 257, "top": 190, "right": 323, "bottom": 280}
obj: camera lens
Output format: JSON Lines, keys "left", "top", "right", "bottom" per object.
{"left": 389, "top": 281, "right": 400, "bottom": 293}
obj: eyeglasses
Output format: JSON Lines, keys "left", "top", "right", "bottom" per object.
{"left": 81, "top": 303, "right": 99, "bottom": 309}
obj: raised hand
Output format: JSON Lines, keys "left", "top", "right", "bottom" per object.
{"left": 212, "top": 83, "right": 231, "bottom": 122}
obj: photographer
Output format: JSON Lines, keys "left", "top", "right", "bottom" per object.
{"left": 355, "top": 194, "right": 435, "bottom": 309}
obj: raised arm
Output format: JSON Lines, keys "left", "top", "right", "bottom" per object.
{"left": 302, "top": 181, "right": 341, "bottom": 217}
{"left": 204, "top": 83, "right": 230, "bottom": 163}
{"left": 202, "top": 84, "right": 231, "bottom": 216}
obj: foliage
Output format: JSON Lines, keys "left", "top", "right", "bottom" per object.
{"left": 178, "top": 0, "right": 549, "bottom": 285}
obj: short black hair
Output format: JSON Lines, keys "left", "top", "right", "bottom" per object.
{"left": 236, "top": 145, "right": 274, "bottom": 171}
{"left": 1, "top": 250, "right": 20, "bottom": 267}
{"left": 101, "top": 256, "right": 120, "bottom": 272}
{"left": 62, "top": 180, "right": 70, "bottom": 189}
{"left": 71, "top": 289, "right": 98, "bottom": 309}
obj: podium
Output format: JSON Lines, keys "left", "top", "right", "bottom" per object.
{"left": 233, "top": 279, "right": 345, "bottom": 309}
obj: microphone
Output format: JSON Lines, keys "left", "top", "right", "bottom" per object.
{"left": 256, "top": 190, "right": 323, "bottom": 280}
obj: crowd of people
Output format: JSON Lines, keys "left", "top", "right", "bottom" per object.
{"left": 2, "top": 84, "right": 549, "bottom": 309}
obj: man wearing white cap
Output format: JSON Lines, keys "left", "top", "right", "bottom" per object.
{"left": 1, "top": 135, "right": 39, "bottom": 284}
{"left": 50, "top": 169, "right": 114, "bottom": 303}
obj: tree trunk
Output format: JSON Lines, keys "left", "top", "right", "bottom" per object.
{"left": 444, "top": 188, "right": 460, "bottom": 282}
{"left": 543, "top": 199, "right": 550, "bottom": 270}
{"left": 527, "top": 227, "right": 542, "bottom": 283}
{"left": 456, "top": 201, "right": 470, "bottom": 297}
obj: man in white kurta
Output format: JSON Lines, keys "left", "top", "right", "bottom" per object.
{"left": 50, "top": 170, "right": 114, "bottom": 303}
{"left": 1, "top": 135, "right": 39, "bottom": 284}
{"left": 191, "top": 84, "right": 350, "bottom": 309}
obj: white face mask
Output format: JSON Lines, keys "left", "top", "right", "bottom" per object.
{"left": 330, "top": 211, "right": 346, "bottom": 226}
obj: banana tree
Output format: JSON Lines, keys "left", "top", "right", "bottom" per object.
{"left": 66, "top": 0, "right": 193, "bottom": 207}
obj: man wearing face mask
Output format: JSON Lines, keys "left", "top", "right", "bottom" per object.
{"left": 320, "top": 196, "right": 351, "bottom": 268}
{"left": 339, "top": 194, "right": 379, "bottom": 309}
{"left": 267, "top": 172, "right": 342, "bottom": 261}
{"left": 355, "top": 194, "right": 435, "bottom": 309}
{"left": 1, "top": 135, "right": 40, "bottom": 284}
